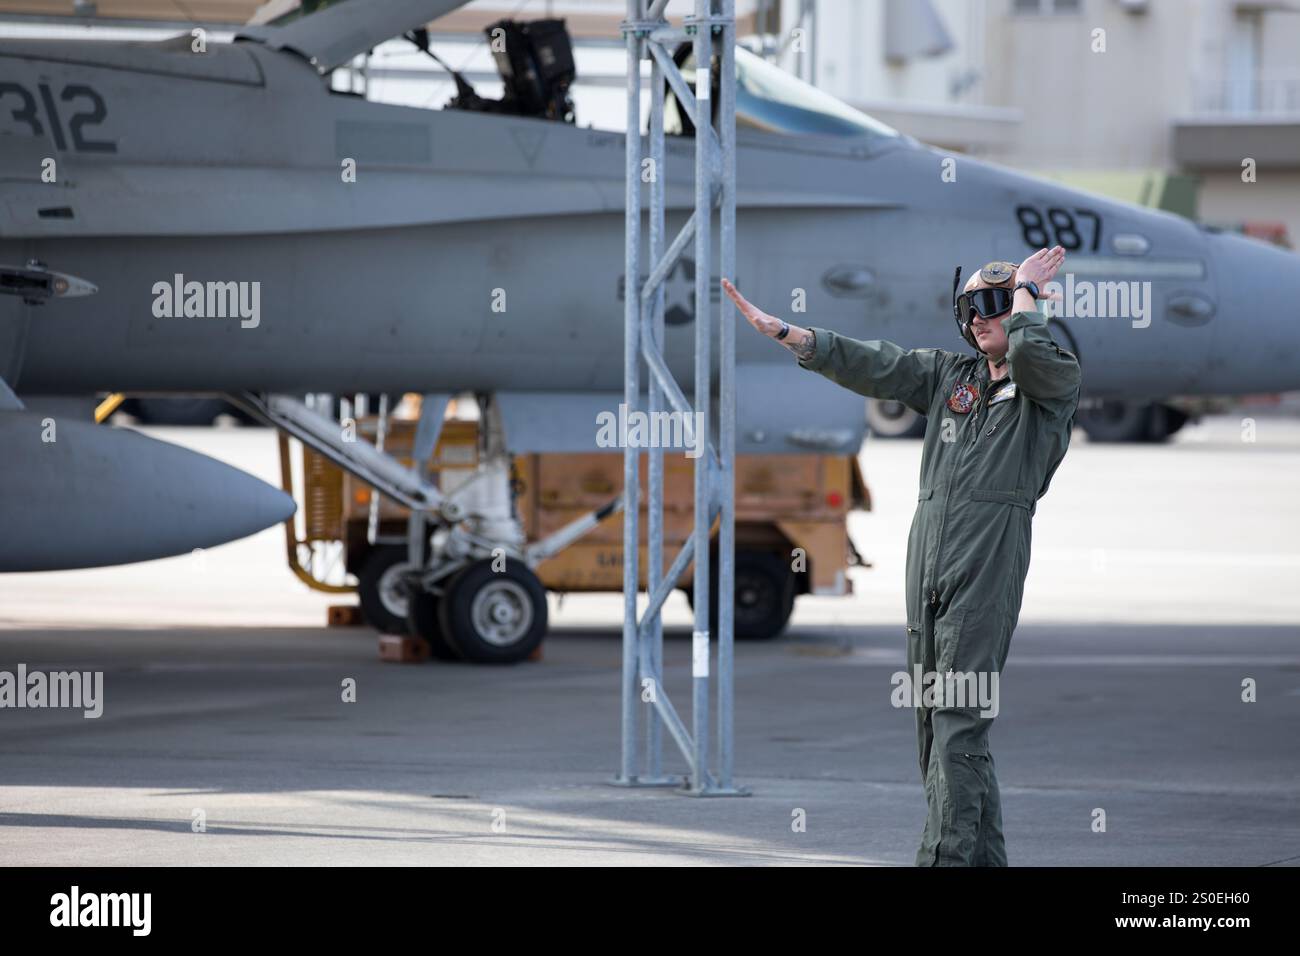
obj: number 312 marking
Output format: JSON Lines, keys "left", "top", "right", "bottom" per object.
{"left": 0, "top": 81, "right": 116, "bottom": 153}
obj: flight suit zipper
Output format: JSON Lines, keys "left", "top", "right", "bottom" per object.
{"left": 973, "top": 379, "right": 1012, "bottom": 446}
{"left": 981, "top": 402, "right": 1009, "bottom": 441}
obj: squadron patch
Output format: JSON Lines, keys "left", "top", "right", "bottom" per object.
{"left": 946, "top": 382, "right": 979, "bottom": 414}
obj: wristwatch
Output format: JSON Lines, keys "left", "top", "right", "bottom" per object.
{"left": 776, "top": 320, "right": 790, "bottom": 340}
{"left": 1014, "top": 280, "right": 1041, "bottom": 300}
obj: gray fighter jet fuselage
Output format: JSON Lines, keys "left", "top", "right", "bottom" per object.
{"left": 1, "top": 0, "right": 1297, "bottom": 573}
{"left": 4, "top": 23, "right": 1297, "bottom": 398}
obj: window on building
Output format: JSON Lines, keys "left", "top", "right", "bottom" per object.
{"left": 1226, "top": 11, "right": 1262, "bottom": 114}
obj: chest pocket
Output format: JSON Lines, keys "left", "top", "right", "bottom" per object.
{"left": 988, "top": 395, "right": 1017, "bottom": 425}
{"left": 979, "top": 390, "right": 1022, "bottom": 439}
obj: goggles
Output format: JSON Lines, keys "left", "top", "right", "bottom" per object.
{"left": 955, "top": 286, "right": 1013, "bottom": 324}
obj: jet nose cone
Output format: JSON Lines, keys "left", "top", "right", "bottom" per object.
{"left": 1205, "top": 230, "right": 1300, "bottom": 393}
{"left": 116, "top": 427, "right": 298, "bottom": 557}
{"left": 199, "top": 458, "right": 298, "bottom": 544}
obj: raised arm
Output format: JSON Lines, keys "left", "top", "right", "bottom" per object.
{"left": 1005, "top": 247, "right": 1081, "bottom": 406}
{"left": 721, "top": 278, "right": 950, "bottom": 415}
{"left": 1001, "top": 309, "right": 1081, "bottom": 404}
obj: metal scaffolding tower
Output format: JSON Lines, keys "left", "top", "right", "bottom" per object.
{"left": 615, "top": 0, "right": 744, "bottom": 796}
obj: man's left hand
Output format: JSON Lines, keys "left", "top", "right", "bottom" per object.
{"left": 1017, "top": 246, "right": 1066, "bottom": 289}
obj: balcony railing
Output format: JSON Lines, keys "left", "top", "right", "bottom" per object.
{"left": 1193, "top": 70, "right": 1300, "bottom": 117}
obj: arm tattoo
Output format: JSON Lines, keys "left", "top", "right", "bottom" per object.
{"left": 783, "top": 328, "right": 817, "bottom": 362}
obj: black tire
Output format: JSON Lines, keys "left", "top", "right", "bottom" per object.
{"left": 1145, "top": 403, "right": 1189, "bottom": 442}
{"left": 357, "top": 546, "right": 413, "bottom": 635}
{"left": 686, "top": 551, "right": 796, "bottom": 641}
{"left": 129, "top": 397, "right": 234, "bottom": 426}
{"left": 866, "top": 399, "right": 926, "bottom": 439}
{"left": 437, "top": 558, "right": 548, "bottom": 664}
{"left": 1077, "top": 400, "right": 1155, "bottom": 443}
{"left": 406, "top": 588, "right": 464, "bottom": 662}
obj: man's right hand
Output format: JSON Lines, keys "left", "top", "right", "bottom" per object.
{"left": 721, "top": 277, "right": 784, "bottom": 338}
{"left": 721, "top": 277, "right": 818, "bottom": 363}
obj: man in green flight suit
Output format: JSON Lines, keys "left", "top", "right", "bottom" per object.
{"left": 721, "top": 245, "right": 1080, "bottom": 866}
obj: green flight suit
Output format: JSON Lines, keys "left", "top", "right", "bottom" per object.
{"left": 797, "top": 309, "right": 1081, "bottom": 866}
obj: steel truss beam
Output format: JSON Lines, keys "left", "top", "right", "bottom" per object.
{"left": 614, "top": 0, "right": 745, "bottom": 797}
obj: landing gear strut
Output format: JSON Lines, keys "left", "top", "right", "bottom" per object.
{"left": 246, "top": 389, "right": 615, "bottom": 665}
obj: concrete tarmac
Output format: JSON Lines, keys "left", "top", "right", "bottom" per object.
{"left": 1, "top": 411, "right": 1297, "bottom": 866}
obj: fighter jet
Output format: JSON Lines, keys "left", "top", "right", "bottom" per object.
{"left": 2, "top": 0, "right": 1297, "bottom": 657}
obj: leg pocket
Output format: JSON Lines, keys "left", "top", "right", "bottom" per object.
{"left": 940, "top": 603, "right": 1011, "bottom": 676}
{"left": 905, "top": 623, "right": 919, "bottom": 666}
{"left": 934, "top": 749, "right": 992, "bottom": 866}
{"left": 934, "top": 607, "right": 968, "bottom": 675}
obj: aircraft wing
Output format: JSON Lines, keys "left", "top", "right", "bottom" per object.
{"left": 237, "top": 0, "right": 473, "bottom": 72}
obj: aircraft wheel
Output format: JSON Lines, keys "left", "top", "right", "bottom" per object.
{"left": 1145, "top": 403, "right": 1189, "bottom": 442}
{"left": 866, "top": 399, "right": 926, "bottom": 439}
{"left": 406, "top": 588, "right": 464, "bottom": 662}
{"left": 1078, "top": 400, "right": 1157, "bottom": 442}
{"left": 357, "top": 546, "right": 414, "bottom": 634}
{"left": 437, "top": 558, "right": 547, "bottom": 664}
{"left": 685, "top": 551, "right": 795, "bottom": 641}
{"left": 128, "top": 397, "right": 234, "bottom": 426}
